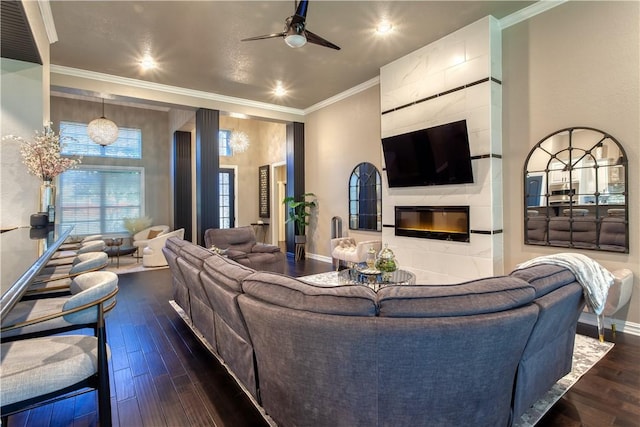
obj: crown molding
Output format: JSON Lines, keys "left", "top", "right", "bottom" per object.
{"left": 304, "top": 76, "right": 380, "bottom": 114}
{"left": 499, "top": 0, "right": 568, "bottom": 29}
{"left": 38, "top": 0, "right": 58, "bottom": 44}
{"left": 50, "top": 65, "right": 306, "bottom": 116}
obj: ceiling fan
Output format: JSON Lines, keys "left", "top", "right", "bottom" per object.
{"left": 241, "top": 0, "right": 340, "bottom": 50}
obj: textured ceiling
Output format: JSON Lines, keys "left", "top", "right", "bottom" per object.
{"left": 48, "top": 1, "right": 534, "bottom": 110}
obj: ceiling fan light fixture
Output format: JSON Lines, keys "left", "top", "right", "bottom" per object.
{"left": 88, "top": 99, "right": 119, "bottom": 146}
{"left": 285, "top": 33, "right": 307, "bottom": 48}
{"left": 376, "top": 20, "right": 393, "bottom": 34}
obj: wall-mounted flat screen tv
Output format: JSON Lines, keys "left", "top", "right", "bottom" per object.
{"left": 382, "top": 120, "right": 474, "bottom": 188}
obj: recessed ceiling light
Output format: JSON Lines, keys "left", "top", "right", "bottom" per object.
{"left": 376, "top": 20, "right": 393, "bottom": 35}
{"left": 139, "top": 55, "right": 157, "bottom": 71}
{"left": 274, "top": 82, "right": 287, "bottom": 97}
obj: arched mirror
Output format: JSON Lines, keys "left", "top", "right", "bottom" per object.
{"left": 349, "top": 162, "right": 382, "bottom": 231}
{"left": 524, "top": 127, "right": 629, "bottom": 253}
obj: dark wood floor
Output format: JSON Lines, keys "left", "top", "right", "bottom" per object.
{"left": 5, "top": 256, "right": 639, "bottom": 427}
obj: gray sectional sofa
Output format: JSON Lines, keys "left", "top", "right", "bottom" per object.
{"left": 163, "top": 238, "right": 586, "bottom": 427}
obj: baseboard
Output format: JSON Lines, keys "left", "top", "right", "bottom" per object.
{"left": 579, "top": 312, "right": 640, "bottom": 337}
{"left": 305, "top": 252, "right": 332, "bottom": 264}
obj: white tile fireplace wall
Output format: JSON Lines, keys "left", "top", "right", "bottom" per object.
{"left": 380, "top": 16, "right": 503, "bottom": 284}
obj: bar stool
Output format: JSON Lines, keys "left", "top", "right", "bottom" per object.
{"left": 48, "top": 240, "right": 106, "bottom": 266}
{"left": 27, "top": 252, "right": 109, "bottom": 296}
{"left": 2, "top": 271, "right": 118, "bottom": 339}
{"left": 0, "top": 271, "right": 117, "bottom": 426}
{"left": 57, "top": 234, "right": 103, "bottom": 251}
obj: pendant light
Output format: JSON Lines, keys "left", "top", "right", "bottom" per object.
{"left": 229, "top": 131, "right": 250, "bottom": 153}
{"left": 229, "top": 117, "right": 250, "bottom": 153}
{"left": 87, "top": 98, "right": 119, "bottom": 146}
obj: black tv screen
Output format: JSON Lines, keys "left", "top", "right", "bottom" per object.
{"left": 382, "top": 120, "right": 474, "bottom": 188}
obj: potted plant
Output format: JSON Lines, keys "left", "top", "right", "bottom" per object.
{"left": 283, "top": 192, "right": 317, "bottom": 244}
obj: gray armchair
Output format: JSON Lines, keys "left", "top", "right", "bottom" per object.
{"left": 204, "top": 226, "right": 285, "bottom": 273}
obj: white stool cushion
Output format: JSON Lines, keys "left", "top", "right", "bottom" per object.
{"left": 77, "top": 240, "right": 106, "bottom": 254}
{"left": 1, "top": 297, "right": 68, "bottom": 338}
{"left": 64, "top": 271, "right": 118, "bottom": 324}
{"left": 0, "top": 335, "right": 106, "bottom": 406}
{"left": 2, "top": 271, "right": 118, "bottom": 337}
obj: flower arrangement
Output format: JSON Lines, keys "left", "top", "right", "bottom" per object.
{"left": 3, "top": 124, "right": 81, "bottom": 182}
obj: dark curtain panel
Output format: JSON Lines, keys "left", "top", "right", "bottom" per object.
{"left": 285, "top": 122, "right": 305, "bottom": 254}
{"left": 173, "top": 131, "right": 192, "bottom": 241}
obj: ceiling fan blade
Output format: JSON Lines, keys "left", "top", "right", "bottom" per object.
{"left": 304, "top": 29, "right": 341, "bottom": 50}
{"left": 241, "top": 32, "right": 287, "bottom": 42}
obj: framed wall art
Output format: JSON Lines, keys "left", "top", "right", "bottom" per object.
{"left": 258, "top": 165, "right": 270, "bottom": 218}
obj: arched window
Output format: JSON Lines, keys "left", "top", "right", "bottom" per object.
{"left": 349, "top": 162, "right": 382, "bottom": 231}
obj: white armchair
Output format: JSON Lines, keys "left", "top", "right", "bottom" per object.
{"left": 142, "top": 229, "right": 185, "bottom": 267}
{"left": 132, "top": 225, "right": 170, "bottom": 255}
{"left": 330, "top": 237, "right": 382, "bottom": 270}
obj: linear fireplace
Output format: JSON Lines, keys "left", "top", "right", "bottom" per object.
{"left": 395, "top": 206, "right": 470, "bottom": 242}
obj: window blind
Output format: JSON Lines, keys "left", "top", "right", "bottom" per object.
{"left": 60, "top": 121, "right": 142, "bottom": 159}
{"left": 58, "top": 167, "right": 144, "bottom": 235}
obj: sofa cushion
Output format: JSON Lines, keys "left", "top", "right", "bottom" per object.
{"left": 165, "top": 236, "right": 188, "bottom": 253}
{"left": 377, "top": 276, "right": 535, "bottom": 318}
{"left": 179, "top": 243, "right": 213, "bottom": 268}
{"left": 510, "top": 264, "right": 577, "bottom": 298}
{"left": 548, "top": 216, "right": 597, "bottom": 248}
{"left": 205, "top": 226, "right": 256, "bottom": 254}
{"left": 599, "top": 216, "right": 626, "bottom": 251}
{"left": 203, "top": 254, "right": 255, "bottom": 292}
{"left": 241, "top": 272, "right": 377, "bottom": 316}
{"left": 251, "top": 243, "right": 280, "bottom": 253}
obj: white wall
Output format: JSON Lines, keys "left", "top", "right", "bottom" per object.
{"left": 502, "top": 1, "right": 640, "bottom": 331}
{"left": 0, "top": 3, "right": 51, "bottom": 229}
{"left": 305, "top": 86, "right": 383, "bottom": 259}
{"left": 379, "top": 17, "right": 503, "bottom": 283}
{"left": 1, "top": 59, "right": 45, "bottom": 229}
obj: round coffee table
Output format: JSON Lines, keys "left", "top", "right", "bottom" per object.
{"left": 104, "top": 238, "right": 136, "bottom": 268}
{"left": 338, "top": 264, "right": 416, "bottom": 291}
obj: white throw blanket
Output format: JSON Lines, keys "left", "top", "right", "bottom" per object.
{"left": 516, "top": 253, "right": 614, "bottom": 315}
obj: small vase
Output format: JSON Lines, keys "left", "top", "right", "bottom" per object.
{"left": 375, "top": 244, "right": 398, "bottom": 283}
{"left": 366, "top": 246, "right": 377, "bottom": 269}
{"left": 40, "top": 180, "right": 56, "bottom": 224}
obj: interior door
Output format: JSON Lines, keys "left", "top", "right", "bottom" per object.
{"left": 220, "top": 168, "right": 235, "bottom": 228}
{"left": 526, "top": 175, "right": 543, "bottom": 207}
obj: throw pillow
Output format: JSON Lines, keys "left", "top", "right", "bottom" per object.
{"left": 147, "top": 229, "right": 162, "bottom": 239}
